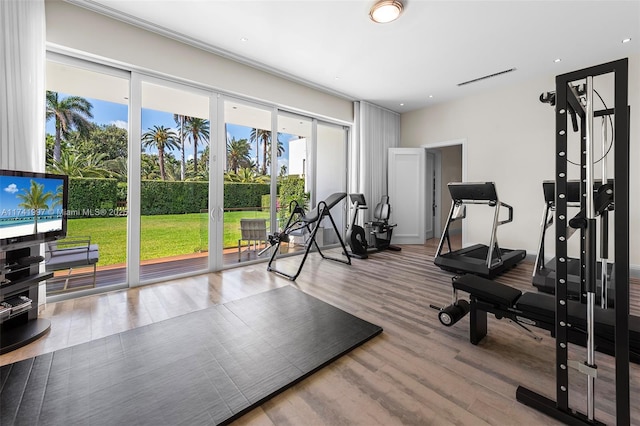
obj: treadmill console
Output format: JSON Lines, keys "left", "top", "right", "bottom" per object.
{"left": 448, "top": 182, "right": 498, "bottom": 202}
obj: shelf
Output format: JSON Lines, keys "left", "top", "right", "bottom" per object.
{"left": 1, "top": 245, "right": 51, "bottom": 355}
{"left": 0, "top": 272, "right": 53, "bottom": 298}
{"left": 0, "top": 318, "right": 51, "bottom": 355}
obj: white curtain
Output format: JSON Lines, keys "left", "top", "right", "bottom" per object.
{"left": 354, "top": 100, "right": 400, "bottom": 221}
{"left": 0, "top": 0, "right": 46, "bottom": 172}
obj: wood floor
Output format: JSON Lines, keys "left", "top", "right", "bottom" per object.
{"left": 2, "top": 239, "right": 639, "bottom": 425}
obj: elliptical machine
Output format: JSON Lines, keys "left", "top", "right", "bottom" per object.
{"left": 346, "top": 194, "right": 401, "bottom": 259}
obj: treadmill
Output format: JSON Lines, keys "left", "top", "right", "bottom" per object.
{"left": 434, "top": 182, "right": 526, "bottom": 278}
{"left": 532, "top": 180, "right": 614, "bottom": 306}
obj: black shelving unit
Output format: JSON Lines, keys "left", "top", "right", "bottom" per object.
{"left": 1, "top": 245, "right": 53, "bottom": 355}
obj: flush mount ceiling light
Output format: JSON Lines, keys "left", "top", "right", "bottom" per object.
{"left": 369, "top": 0, "right": 403, "bottom": 23}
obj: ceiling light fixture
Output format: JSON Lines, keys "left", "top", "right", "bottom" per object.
{"left": 369, "top": 0, "right": 403, "bottom": 24}
{"left": 240, "top": 37, "right": 248, "bottom": 42}
{"left": 554, "top": 58, "right": 562, "bottom": 63}
{"left": 622, "top": 38, "right": 631, "bottom": 43}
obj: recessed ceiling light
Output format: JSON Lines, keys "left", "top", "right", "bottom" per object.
{"left": 369, "top": 0, "right": 403, "bottom": 24}
{"left": 400, "top": 103, "right": 404, "bottom": 106}
{"left": 622, "top": 38, "right": 631, "bottom": 43}
{"left": 554, "top": 58, "right": 562, "bottom": 63}
{"left": 428, "top": 95, "right": 433, "bottom": 98}
{"left": 240, "top": 37, "right": 248, "bottom": 42}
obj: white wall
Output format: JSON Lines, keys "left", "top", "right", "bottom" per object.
{"left": 44, "top": 0, "right": 353, "bottom": 123}
{"left": 401, "top": 54, "right": 640, "bottom": 267}
{"left": 288, "top": 138, "right": 307, "bottom": 176}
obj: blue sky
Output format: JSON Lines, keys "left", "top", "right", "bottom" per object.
{"left": 0, "top": 175, "right": 64, "bottom": 216}
{"left": 46, "top": 94, "right": 293, "bottom": 172}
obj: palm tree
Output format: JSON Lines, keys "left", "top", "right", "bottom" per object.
{"left": 250, "top": 128, "right": 271, "bottom": 175}
{"left": 266, "top": 135, "right": 285, "bottom": 169}
{"left": 16, "top": 180, "right": 52, "bottom": 234}
{"left": 141, "top": 153, "right": 161, "bottom": 180}
{"left": 48, "top": 150, "right": 110, "bottom": 177}
{"left": 224, "top": 167, "right": 269, "bottom": 183}
{"left": 184, "top": 117, "right": 210, "bottom": 176}
{"left": 141, "top": 125, "right": 179, "bottom": 180}
{"left": 226, "top": 136, "right": 252, "bottom": 173}
{"left": 104, "top": 157, "right": 128, "bottom": 181}
{"left": 174, "top": 114, "right": 187, "bottom": 180}
{"left": 46, "top": 91, "right": 94, "bottom": 163}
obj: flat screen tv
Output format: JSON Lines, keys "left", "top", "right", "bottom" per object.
{"left": 0, "top": 169, "right": 68, "bottom": 249}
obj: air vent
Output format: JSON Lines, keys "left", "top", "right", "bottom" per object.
{"left": 457, "top": 68, "right": 517, "bottom": 87}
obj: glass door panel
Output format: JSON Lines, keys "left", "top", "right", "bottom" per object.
{"left": 45, "top": 58, "right": 129, "bottom": 295}
{"left": 140, "top": 81, "right": 210, "bottom": 280}
{"left": 275, "top": 112, "right": 312, "bottom": 253}
{"left": 223, "top": 100, "right": 272, "bottom": 266}
{"left": 316, "top": 123, "right": 348, "bottom": 247}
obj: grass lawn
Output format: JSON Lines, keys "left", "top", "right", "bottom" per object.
{"left": 67, "top": 211, "right": 270, "bottom": 266}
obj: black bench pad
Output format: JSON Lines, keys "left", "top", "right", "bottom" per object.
{"left": 453, "top": 274, "right": 522, "bottom": 307}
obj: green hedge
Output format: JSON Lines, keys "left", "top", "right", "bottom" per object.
{"left": 68, "top": 177, "right": 118, "bottom": 216}
{"left": 223, "top": 183, "right": 270, "bottom": 210}
{"left": 68, "top": 179, "right": 273, "bottom": 216}
{"left": 141, "top": 180, "right": 209, "bottom": 215}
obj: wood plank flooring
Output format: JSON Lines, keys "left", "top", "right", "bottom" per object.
{"left": 2, "top": 239, "right": 639, "bottom": 425}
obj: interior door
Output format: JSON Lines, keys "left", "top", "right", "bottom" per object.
{"left": 387, "top": 148, "right": 426, "bottom": 244}
{"left": 425, "top": 151, "right": 435, "bottom": 239}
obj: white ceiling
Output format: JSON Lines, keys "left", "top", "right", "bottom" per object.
{"left": 71, "top": 0, "right": 639, "bottom": 113}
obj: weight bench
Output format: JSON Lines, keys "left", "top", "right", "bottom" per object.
{"left": 266, "top": 192, "right": 351, "bottom": 280}
{"left": 433, "top": 274, "right": 640, "bottom": 363}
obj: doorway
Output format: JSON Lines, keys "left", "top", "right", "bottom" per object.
{"left": 425, "top": 141, "right": 464, "bottom": 240}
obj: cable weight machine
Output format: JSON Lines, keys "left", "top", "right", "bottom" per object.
{"left": 517, "top": 59, "right": 630, "bottom": 424}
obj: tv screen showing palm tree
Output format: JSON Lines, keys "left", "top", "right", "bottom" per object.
{"left": 0, "top": 170, "right": 67, "bottom": 244}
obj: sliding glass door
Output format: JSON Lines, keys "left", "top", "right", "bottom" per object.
{"left": 44, "top": 54, "right": 351, "bottom": 298}
{"left": 45, "top": 56, "right": 130, "bottom": 295}
{"left": 222, "top": 99, "right": 273, "bottom": 266}
{"left": 138, "top": 79, "right": 211, "bottom": 281}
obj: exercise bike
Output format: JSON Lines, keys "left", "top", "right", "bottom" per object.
{"left": 346, "top": 194, "right": 401, "bottom": 259}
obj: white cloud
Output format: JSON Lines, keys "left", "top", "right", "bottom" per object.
{"left": 4, "top": 183, "right": 18, "bottom": 194}
{"left": 110, "top": 120, "right": 128, "bottom": 130}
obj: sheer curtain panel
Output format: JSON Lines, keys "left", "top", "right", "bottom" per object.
{"left": 356, "top": 101, "right": 400, "bottom": 220}
{"left": 0, "top": 0, "right": 46, "bottom": 172}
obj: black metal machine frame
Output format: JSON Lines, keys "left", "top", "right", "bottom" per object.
{"left": 532, "top": 180, "right": 615, "bottom": 306}
{"left": 434, "top": 182, "right": 526, "bottom": 277}
{"left": 345, "top": 193, "right": 401, "bottom": 259}
{"left": 266, "top": 192, "right": 351, "bottom": 281}
{"left": 517, "top": 58, "right": 630, "bottom": 425}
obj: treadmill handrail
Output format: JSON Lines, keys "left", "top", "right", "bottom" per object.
{"left": 496, "top": 201, "right": 514, "bottom": 226}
